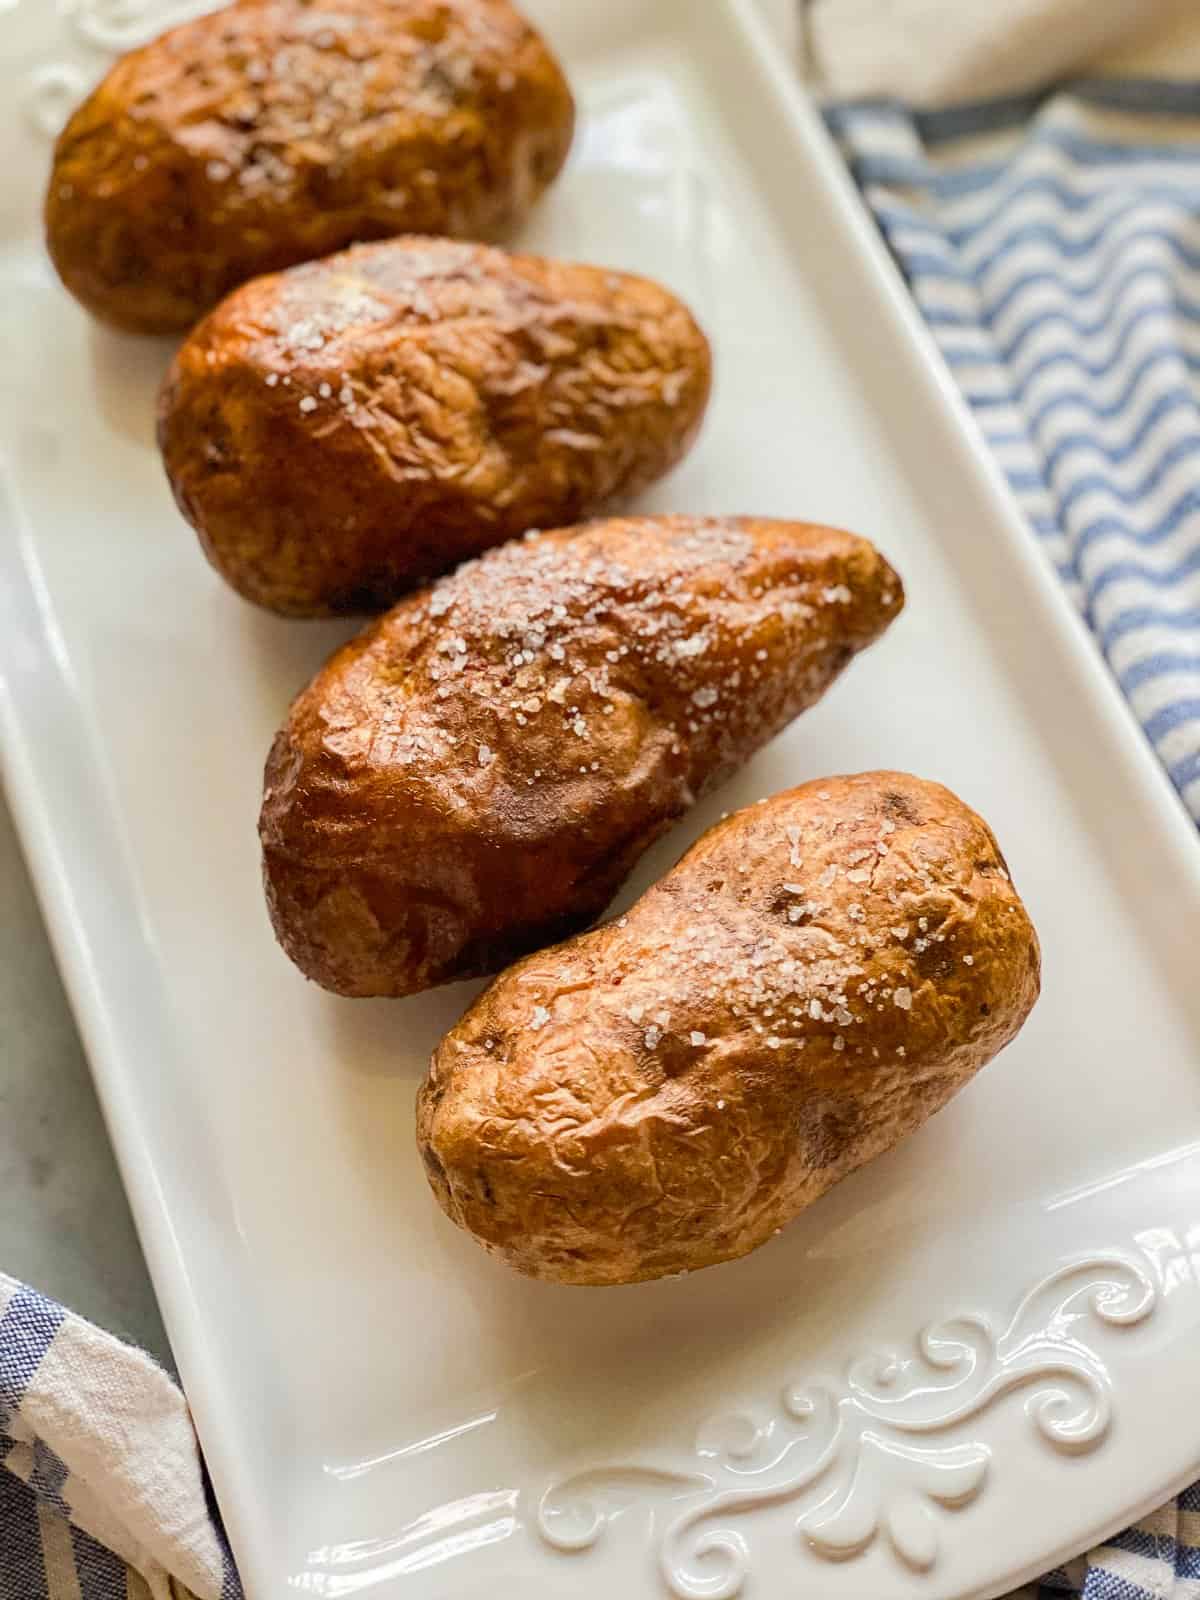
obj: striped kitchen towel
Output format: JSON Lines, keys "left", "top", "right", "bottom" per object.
{"left": 818, "top": 41, "right": 1200, "bottom": 826}
{"left": 0, "top": 1273, "right": 239, "bottom": 1600}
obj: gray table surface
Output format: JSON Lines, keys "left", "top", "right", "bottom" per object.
{"left": 0, "top": 789, "right": 170, "bottom": 1365}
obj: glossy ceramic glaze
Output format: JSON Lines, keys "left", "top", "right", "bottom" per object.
{"left": 2, "top": 3, "right": 1200, "bottom": 1598}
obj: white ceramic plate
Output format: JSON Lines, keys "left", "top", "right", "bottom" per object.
{"left": 3, "top": 3, "right": 1200, "bottom": 1597}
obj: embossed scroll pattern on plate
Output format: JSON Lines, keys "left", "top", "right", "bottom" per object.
{"left": 537, "top": 1254, "right": 1157, "bottom": 1595}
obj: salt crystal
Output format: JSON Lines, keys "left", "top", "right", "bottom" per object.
{"left": 893, "top": 987, "right": 913, "bottom": 1011}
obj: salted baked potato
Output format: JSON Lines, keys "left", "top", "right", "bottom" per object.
{"left": 45, "top": 0, "right": 574, "bottom": 335}
{"left": 158, "top": 238, "right": 712, "bottom": 615}
{"left": 260, "top": 516, "right": 904, "bottom": 996}
{"left": 417, "top": 771, "right": 1041, "bottom": 1285}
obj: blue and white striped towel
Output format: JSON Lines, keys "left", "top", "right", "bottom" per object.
{"left": 0, "top": 1273, "right": 238, "bottom": 1600}
{"left": 825, "top": 80, "right": 1200, "bottom": 826}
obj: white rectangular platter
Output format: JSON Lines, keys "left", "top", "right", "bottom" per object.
{"left": 4, "top": 3, "right": 1200, "bottom": 1598}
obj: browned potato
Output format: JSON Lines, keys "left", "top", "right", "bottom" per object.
{"left": 158, "top": 238, "right": 712, "bottom": 615}
{"left": 45, "top": 0, "right": 574, "bottom": 335}
{"left": 260, "top": 516, "right": 903, "bottom": 996}
{"left": 417, "top": 772, "right": 1041, "bottom": 1285}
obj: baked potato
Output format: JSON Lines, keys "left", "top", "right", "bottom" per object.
{"left": 158, "top": 238, "right": 712, "bottom": 615}
{"left": 260, "top": 516, "right": 904, "bottom": 996}
{"left": 417, "top": 771, "right": 1041, "bottom": 1285}
{"left": 45, "top": 0, "right": 574, "bottom": 335}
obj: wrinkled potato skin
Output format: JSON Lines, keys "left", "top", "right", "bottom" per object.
{"left": 158, "top": 238, "right": 712, "bottom": 615}
{"left": 46, "top": 0, "right": 574, "bottom": 335}
{"left": 418, "top": 772, "right": 1040, "bottom": 1285}
{"left": 260, "top": 517, "right": 903, "bottom": 996}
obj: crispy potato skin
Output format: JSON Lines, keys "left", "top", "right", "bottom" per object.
{"left": 45, "top": 0, "right": 574, "bottom": 335}
{"left": 158, "top": 238, "right": 713, "bottom": 615}
{"left": 260, "top": 517, "right": 903, "bottom": 996}
{"left": 417, "top": 772, "right": 1040, "bottom": 1285}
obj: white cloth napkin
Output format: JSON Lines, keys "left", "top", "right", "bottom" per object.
{"left": 805, "top": 0, "right": 1200, "bottom": 103}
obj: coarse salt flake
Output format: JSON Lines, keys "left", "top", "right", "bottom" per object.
{"left": 893, "top": 987, "right": 913, "bottom": 1010}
